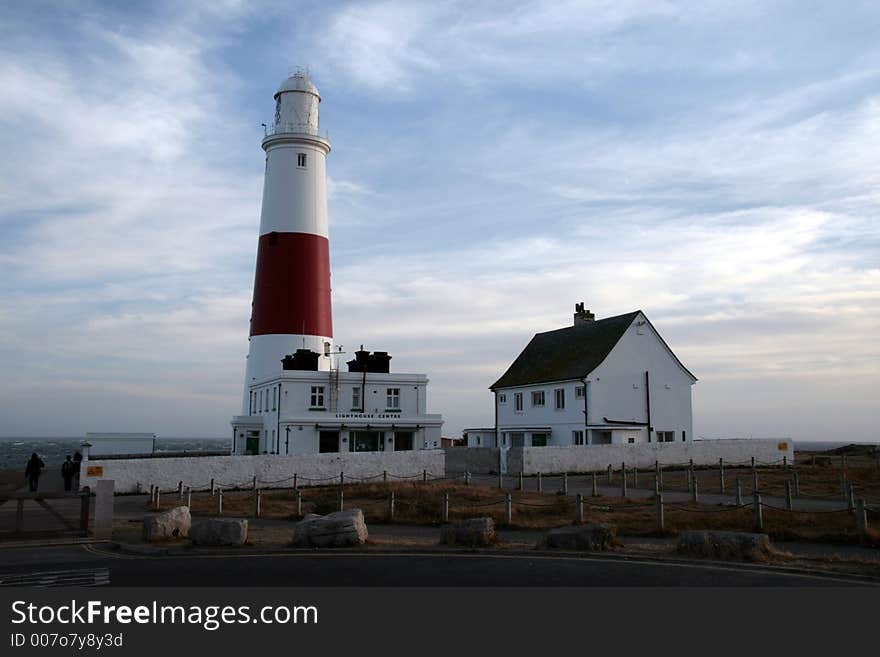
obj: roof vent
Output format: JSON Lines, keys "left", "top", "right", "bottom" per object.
{"left": 574, "top": 302, "right": 595, "bottom": 326}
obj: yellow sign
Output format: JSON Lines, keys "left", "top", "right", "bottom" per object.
{"left": 86, "top": 465, "right": 104, "bottom": 477}
{"left": 777, "top": 442, "right": 789, "bottom": 451}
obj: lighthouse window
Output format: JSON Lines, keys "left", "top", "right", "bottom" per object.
{"left": 386, "top": 388, "right": 400, "bottom": 410}
{"left": 310, "top": 386, "right": 325, "bottom": 409}
{"left": 297, "top": 153, "right": 307, "bottom": 168}
{"left": 352, "top": 387, "right": 361, "bottom": 410}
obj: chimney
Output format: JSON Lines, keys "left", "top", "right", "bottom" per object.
{"left": 573, "top": 302, "right": 595, "bottom": 326}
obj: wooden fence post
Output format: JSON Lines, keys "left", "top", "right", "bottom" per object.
{"left": 621, "top": 465, "right": 627, "bottom": 498}
{"left": 654, "top": 474, "right": 659, "bottom": 495}
{"left": 785, "top": 481, "right": 792, "bottom": 510}
{"left": 562, "top": 472, "right": 568, "bottom": 495}
{"left": 848, "top": 484, "right": 856, "bottom": 512}
{"left": 154, "top": 487, "right": 160, "bottom": 511}
{"left": 423, "top": 469, "right": 428, "bottom": 483}
{"left": 752, "top": 469, "right": 759, "bottom": 493}
{"left": 186, "top": 486, "right": 192, "bottom": 508}
{"left": 210, "top": 479, "right": 215, "bottom": 496}
{"left": 383, "top": 470, "right": 388, "bottom": 483}
{"left": 178, "top": 481, "right": 184, "bottom": 501}
{"left": 632, "top": 467, "right": 638, "bottom": 488}
{"left": 518, "top": 471, "right": 524, "bottom": 491}
{"left": 504, "top": 493, "right": 512, "bottom": 525}
{"left": 537, "top": 472, "right": 543, "bottom": 493}
{"left": 216, "top": 488, "right": 223, "bottom": 516}
{"left": 855, "top": 498, "right": 868, "bottom": 538}
{"left": 753, "top": 493, "right": 762, "bottom": 531}
{"left": 340, "top": 472, "right": 344, "bottom": 487}
{"left": 592, "top": 473, "right": 598, "bottom": 497}
{"left": 293, "top": 473, "right": 298, "bottom": 490}
{"left": 252, "top": 475, "right": 257, "bottom": 491}
{"left": 443, "top": 492, "right": 449, "bottom": 522}
{"left": 735, "top": 477, "right": 743, "bottom": 506}
{"left": 793, "top": 471, "right": 800, "bottom": 497}
{"left": 719, "top": 458, "right": 725, "bottom": 493}
{"left": 339, "top": 489, "right": 344, "bottom": 512}
{"left": 296, "top": 490, "right": 302, "bottom": 517}
{"left": 79, "top": 487, "right": 91, "bottom": 533}
{"left": 691, "top": 477, "right": 699, "bottom": 503}
{"left": 576, "top": 493, "right": 584, "bottom": 523}
{"left": 498, "top": 472, "right": 504, "bottom": 489}
{"left": 655, "top": 493, "right": 664, "bottom": 532}
{"left": 388, "top": 491, "right": 395, "bottom": 521}
{"left": 254, "top": 489, "right": 262, "bottom": 518}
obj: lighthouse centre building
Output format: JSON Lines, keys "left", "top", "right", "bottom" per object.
{"left": 230, "top": 72, "right": 443, "bottom": 455}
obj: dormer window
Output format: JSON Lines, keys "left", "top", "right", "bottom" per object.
{"left": 297, "top": 153, "right": 307, "bottom": 168}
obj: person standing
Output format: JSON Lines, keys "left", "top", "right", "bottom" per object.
{"left": 24, "top": 453, "right": 45, "bottom": 492}
{"left": 61, "top": 455, "right": 76, "bottom": 492}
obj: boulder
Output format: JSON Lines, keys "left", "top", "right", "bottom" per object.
{"left": 440, "top": 517, "right": 496, "bottom": 547}
{"left": 292, "top": 509, "right": 368, "bottom": 548}
{"left": 142, "top": 506, "right": 191, "bottom": 542}
{"left": 189, "top": 518, "right": 248, "bottom": 546}
{"left": 677, "top": 530, "right": 772, "bottom": 562}
{"left": 546, "top": 524, "right": 617, "bottom": 551}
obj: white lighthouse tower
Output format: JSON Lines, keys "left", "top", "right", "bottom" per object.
{"left": 241, "top": 70, "right": 333, "bottom": 412}
{"left": 231, "top": 71, "right": 443, "bottom": 457}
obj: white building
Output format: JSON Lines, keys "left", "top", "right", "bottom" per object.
{"left": 230, "top": 71, "right": 443, "bottom": 455}
{"left": 469, "top": 304, "right": 696, "bottom": 448}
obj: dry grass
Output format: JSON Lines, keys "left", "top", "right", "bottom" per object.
{"left": 149, "top": 477, "right": 878, "bottom": 545}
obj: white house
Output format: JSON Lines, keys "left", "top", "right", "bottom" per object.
{"left": 478, "top": 304, "right": 696, "bottom": 448}
{"left": 231, "top": 348, "right": 443, "bottom": 455}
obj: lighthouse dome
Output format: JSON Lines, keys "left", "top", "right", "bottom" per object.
{"left": 275, "top": 71, "right": 320, "bottom": 100}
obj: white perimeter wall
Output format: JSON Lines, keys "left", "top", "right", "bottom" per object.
{"left": 82, "top": 450, "right": 445, "bottom": 494}
{"left": 507, "top": 439, "right": 793, "bottom": 475}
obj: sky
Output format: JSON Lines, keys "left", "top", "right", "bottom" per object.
{"left": 0, "top": 0, "right": 878, "bottom": 441}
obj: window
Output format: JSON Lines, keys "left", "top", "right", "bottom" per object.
{"left": 272, "top": 387, "right": 277, "bottom": 411}
{"left": 572, "top": 430, "right": 584, "bottom": 445}
{"left": 682, "top": 430, "right": 686, "bottom": 442}
{"left": 310, "top": 386, "right": 325, "bottom": 409}
{"left": 394, "top": 431, "right": 414, "bottom": 451}
{"left": 498, "top": 393, "right": 507, "bottom": 404}
{"left": 575, "top": 385, "right": 585, "bottom": 399}
{"left": 297, "top": 152, "right": 307, "bottom": 167}
{"left": 514, "top": 393, "right": 523, "bottom": 412}
{"left": 628, "top": 437, "right": 635, "bottom": 444}
{"left": 531, "top": 390, "right": 545, "bottom": 407}
{"left": 352, "top": 387, "right": 361, "bottom": 410}
{"left": 476, "top": 436, "right": 481, "bottom": 446}
{"left": 555, "top": 388, "right": 565, "bottom": 410}
{"left": 531, "top": 433, "right": 548, "bottom": 447}
{"left": 386, "top": 387, "right": 400, "bottom": 410}
{"left": 657, "top": 431, "right": 674, "bottom": 443}
{"left": 319, "top": 431, "right": 339, "bottom": 453}
{"left": 265, "top": 389, "right": 269, "bottom": 412}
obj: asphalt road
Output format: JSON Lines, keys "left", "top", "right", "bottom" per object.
{"left": 0, "top": 543, "right": 874, "bottom": 587}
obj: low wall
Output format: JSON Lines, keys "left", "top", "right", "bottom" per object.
{"left": 443, "top": 447, "right": 500, "bottom": 474}
{"left": 81, "top": 450, "right": 446, "bottom": 494}
{"left": 506, "top": 439, "right": 793, "bottom": 475}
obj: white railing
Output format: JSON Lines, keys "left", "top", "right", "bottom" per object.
{"left": 262, "top": 122, "right": 330, "bottom": 140}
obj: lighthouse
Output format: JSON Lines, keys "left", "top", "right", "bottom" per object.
{"left": 241, "top": 70, "right": 333, "bottom": 413}
{"left": 231, "top": 71, "right": 443, "bottom": 457}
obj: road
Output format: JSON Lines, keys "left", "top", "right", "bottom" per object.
{"left": 0, "top": 542, "right": 874, "bottom": 587}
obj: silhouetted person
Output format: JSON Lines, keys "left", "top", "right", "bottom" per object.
{"left": 73, "top": 451, "right": 82, "bottom": 487}
{"left": 61, "top": 455, "right": 76, "bottom": 491}
{"left": 24, "top": 453, "right": 45, "bottom": 492}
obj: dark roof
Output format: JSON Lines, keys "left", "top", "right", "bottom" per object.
{"left": 490, "top": 311, "right": 641, "bottom": 390}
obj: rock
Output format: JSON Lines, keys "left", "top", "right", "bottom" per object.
{"left": 677, "top": 530, "right": 772, "bottom": 562}
{"left": 142, "top": 506, "right": 191, "bottom": 542}
{"left": 440, "top": 517, "right": 496, "bottom": 547}
{"left": 189, "top": 518, "right": 249, "bottom": 546}
{"left": 546, "top": 524, "right": 617, "bottom": 551}
{"left": 292, "top": 509, "right": 368, "bottom": 548}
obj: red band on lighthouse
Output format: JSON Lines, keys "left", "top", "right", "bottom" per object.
{"left": 250, "top": 232, "right": 333, "bottom": 338}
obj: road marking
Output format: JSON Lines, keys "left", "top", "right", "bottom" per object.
{"left": 0, "top": 567, "right": 110, "bottom": 587}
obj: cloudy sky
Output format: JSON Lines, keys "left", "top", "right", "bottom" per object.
{"left": 0, "top": 1, "right": 878, "bottom": 441}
